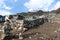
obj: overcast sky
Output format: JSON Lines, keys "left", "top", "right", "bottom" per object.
{"left": 0, "top": 0, "right": 60, "bottom": 15}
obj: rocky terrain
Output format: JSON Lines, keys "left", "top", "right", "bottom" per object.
{"left": 3, "top": 22, "right": 60, "bottom": 40}
{"left": 23, "top": 22, "right": 60, "bottom": 40}
{"left": 0, "top": 8, "right": 60, "bottom": 40}
{"left": 1, "top": 22, "right": 60, "bottom": 40}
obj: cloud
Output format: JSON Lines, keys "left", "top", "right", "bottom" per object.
{"left": 0, "top": 0, "right": 13, "bottom": 16}
{"left": 24, "top": 0, "right": 54, "bottom": 11}
{"left": 2, "top": 4, "right": 12, "bottom": 10}
{"left": 29, "top": 9, "right": 33, "bottom": 12}
{"left": 0, "top": 0, "right": 5, "bottom": 6}
{"left": 0, "top": 10, "right": 13, "bottom": 16}
{"left": 0, "top": 0, "right": 12, "bottom": 10}
{"left": 14, "top": 0, "right": 18, "bottom": 2}
{"left": 50, "top": 1, "right": 60, "bottom": 11}
{"left": 10, "top": 0, "right": 18, "bottom": 2}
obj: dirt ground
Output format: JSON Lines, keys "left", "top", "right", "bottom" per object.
{"left": 0, "top": 22, "right": 60, "bottom": 40}
{"left": 23, "top": 22, "right": 60, "bottom": 40}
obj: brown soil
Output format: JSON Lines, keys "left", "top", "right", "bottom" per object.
{"left": 1, "top": 22, "right": 60, "bottom": 40}
{"left": 23, "top": 22, "right": 60, "bottom": 40}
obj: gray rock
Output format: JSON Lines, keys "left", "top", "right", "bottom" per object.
{"left": 29, "top": 36, "right": 32, "bottom": 39}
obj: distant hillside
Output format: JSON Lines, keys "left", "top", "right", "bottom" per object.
{"left": 56, "top": 8, "right": 60, "bottom": 14}
{"left": 16, "top": 8, "right": 60, "bottom": 17}
{"left": 51, "top": 8, "right": 60, "bottom": 14}
{"left": 17, "top": 10, "right": 44, "bottom": 17}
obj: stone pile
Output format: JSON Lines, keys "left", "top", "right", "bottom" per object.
{"left": 24, "top": 18, "right": 48, "bottom": 30}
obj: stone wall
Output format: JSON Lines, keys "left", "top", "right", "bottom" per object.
{"left": 24, "top": 18, "right": 48, "bottom": 29}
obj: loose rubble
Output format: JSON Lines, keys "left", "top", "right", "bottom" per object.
{"left": 0, "top": 13, "right": 60, "bottom": 40}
